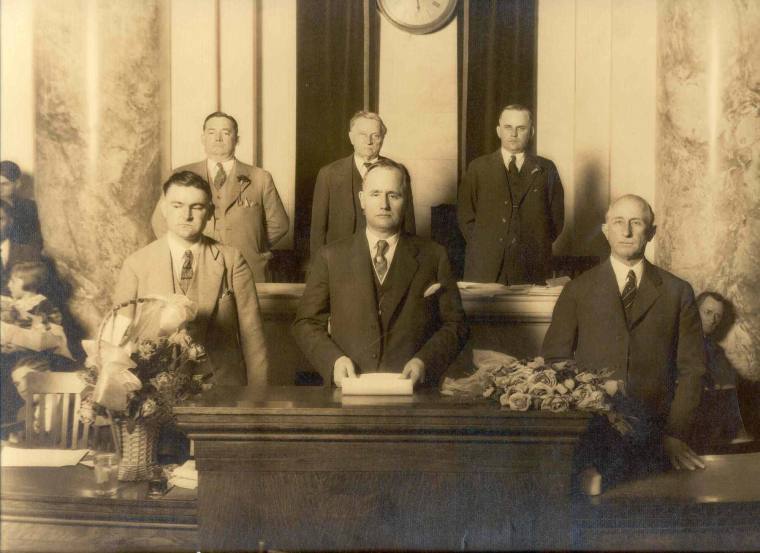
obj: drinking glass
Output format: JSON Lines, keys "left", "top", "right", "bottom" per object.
{"left": 93, "top": 452, "right": 120, "bottom": 496}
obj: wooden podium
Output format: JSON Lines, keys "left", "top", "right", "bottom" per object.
{"left": 176, "top": 386, "right": 589, "bottom": 551}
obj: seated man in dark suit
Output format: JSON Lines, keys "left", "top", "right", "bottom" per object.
{"left": 542, "top": 194, "right": 706, "bottom": 492}
{"left": 294, "top": 159, "right": 467, "bottom": 388}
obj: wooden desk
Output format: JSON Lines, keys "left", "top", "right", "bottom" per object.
{"left": 1, "top": 465, "right": 197, "bottom": 552}
{"left": 176, "top": 385, "right": 590, "bottom": 551}
{"left": 574, "top": 452, "right": 760, "bottom": 550}
{"left": 257, "top": 283, "right": 561, "bottom": 384}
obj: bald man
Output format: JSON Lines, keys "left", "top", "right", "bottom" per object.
{"left": 542, "top": 194, "right": 706, "bottom": 491}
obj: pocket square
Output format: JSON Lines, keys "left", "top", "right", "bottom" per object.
{"left": 530, "top": 167, "right": 540, "bottom": 174}
{"left": 423, "top": 283, "right": 442, "bottom": 298}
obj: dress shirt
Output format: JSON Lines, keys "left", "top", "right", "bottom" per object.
{"left": 206, "top": 158, "right": 236, "bottom": 183}
{"left": 354, "top": 155, "right": 380, "bottom": 179}
{"left": 366, "top": 228, "right": 400, "bottom": 284}
{"left": 609, "top": 256, "right": 645, "bottom": 294}
{"left": 166, "top": 233, "right": 201, "bottom": 283}
{"left": 1, "top": 238, "right": 8, "bottom": 266}
{"left": 500, "top": 149, "right": 526, "bottom": 172}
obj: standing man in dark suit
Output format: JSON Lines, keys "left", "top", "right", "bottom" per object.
{"left": 294, "top": 159, "right": 467, "bottom": 388}
{"left": 151, "top": 112, "right": 289, "bottom": 283}
{"left": 309, "top": 111, "right": 416, "bottom": 259}
{"left": 458, "top": 105, "right": 564, "bottom": 284}
{"left": 542, "top": 195, "right": 705, "bottom": 491}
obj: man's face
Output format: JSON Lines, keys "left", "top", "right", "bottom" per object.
{"left": 699, "top": 297, "right": 725, "bottom": 336}
{"left": 349, "top": 117, "right": 384, "bottom": 161}
{"left": 0, "top": 175, "right": 19, "bottom": 202}
{"left": 602, "top": 197, "right": 656, "bottom": 264}
{"left": 359, "top": 168, "right": 406, "bottom": 236}
{"left": 201, "top": 117, "right": 238, "bottom": 161}
{"left": 496, "top": 109, "right": 533, "bottom": 154}
{"left": 160, "top": 185, "right": 212, "bottom": 243}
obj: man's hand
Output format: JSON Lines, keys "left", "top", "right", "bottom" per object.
{"left": 333, "top": 356, "right": 357, "bottom": 388}
{"left": 664, "top": 435, "right": 705, "bottom": 470}
{"left": 400, "top": 358, "right": 425, "bottom": 386}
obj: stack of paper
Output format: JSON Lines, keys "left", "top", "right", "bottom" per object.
{"left": 169, "top": 460, "right": 198, "bottom": 490}
{"left": 341, "top": 373, "right": 413, "bottom": 396}
{"left": 0, "top": 445, "right": 88, "bottom": 467}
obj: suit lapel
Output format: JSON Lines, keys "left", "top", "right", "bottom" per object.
{"left": 196, "top": 237, "right": 224, "bottom": 324}
{"left": 514, "top": 155, "right": 543, "bottom": 207}
{"left": 628, "top": 260, "right": 662, "bottom": 329}
{"left": 223, "top": 159, "right": 244, "bottom": 213}
{"left": 597, "top": 260, "right": 628, "bottom": 330}
{"left": 145, "top": 237, "right": 176, "bottom": 297}
{"left": 344, "top": 155, "right": 360, "bottom": 229}
{"left": 379, "top": 235, "right": 419, "bottom": 328}
{"left": 350, "top": 232, "right": 379, "bottom": 317}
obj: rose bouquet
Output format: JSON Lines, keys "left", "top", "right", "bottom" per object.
{"left": 79, "top": 295, "right": 212, "bottom": 432}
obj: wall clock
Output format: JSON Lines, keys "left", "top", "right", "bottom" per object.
{"left": 377, "top": 0, "right": 458, "bottom": 35}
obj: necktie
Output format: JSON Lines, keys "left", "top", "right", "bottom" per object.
{"left": 373, "top": 240, "right": 389, "bottom": 282}
{"left": 621, "top": 269, "right": 637, "bottom": 320}
{"left": 179, "top": 250, "right": 193, "bottom": 293}
{"left": 213, "top": 162, "right": 226, "bottom": 189}
{"left": 508, "top": 155, "right": 519, "bottom": 181}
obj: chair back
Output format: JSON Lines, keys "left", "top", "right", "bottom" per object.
{"left": 23, "top": 371, "right": 90, "bottom": 449}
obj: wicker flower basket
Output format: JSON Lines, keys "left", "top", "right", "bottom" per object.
{"left": 116, "top": 419, "right": 158, "bottom": 481}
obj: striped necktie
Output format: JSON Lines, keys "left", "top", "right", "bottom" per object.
{"left": 373, "top": 240, "right": 389, "bottom": 282}
{"left": 621, "top": 269, "right": 637, "bottom": 320}
{"left": 507, "top": 155, "right": 519, "bottom": 181}
{"left": 179, "top": 250, "right": 193, "bottom": 293}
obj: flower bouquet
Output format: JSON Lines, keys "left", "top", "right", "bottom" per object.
{"left": 79, "top": 295, "right": 212, "bottom": 480}
{"left": 442, "top": 350, "right": 636, "bottom": 435}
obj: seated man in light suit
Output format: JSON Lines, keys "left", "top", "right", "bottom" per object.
{"left": 294, "top": 159, "right": 468, "bottom": 388}
{"left": 542, "top": 194, "right": 705, "bottom": 492}
{"left": 309, "top": 111, "right": 416, "bottom": 260}
{"left": 116, "top": 171, "right": 269, "bottom": 387}
{"left": 151, "top": 112, "right": 289, "bottom": 283}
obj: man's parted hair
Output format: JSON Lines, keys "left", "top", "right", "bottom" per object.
{"left": 203, "top": 111, "right": 239, "bottom": 136}
{"left": 605, "top": 194, "right": 656, "bottom": 226}
{"left": 0, "top": 160, "right": 21, "bottom": 182}
{"left": 349, "top": 110, "right": 387, "bottom": 136}
{"left": 362, "top": 158, "right": 410, "bottom": 197}
{"left": 162, "top": 170, "right": 213, "bottom": 202}
{"left": 498, "top": 104, "right": 533, "bottom": 125}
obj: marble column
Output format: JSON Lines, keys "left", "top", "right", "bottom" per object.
{"left": 656, "top": 0, "right": 760, "bottom": 380}
{"left": 34, "top": 0, "right": 166, "bottom": 335}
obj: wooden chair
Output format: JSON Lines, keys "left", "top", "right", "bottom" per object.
{"left": 23, "top": 371, "right": 90, "bottom": 449}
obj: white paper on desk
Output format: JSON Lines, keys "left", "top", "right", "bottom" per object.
{"left": 341, "top": 373, "right": 414, "bottom": 396}
{"left": 0, "top": 446, "right": 88, "bottom": 467}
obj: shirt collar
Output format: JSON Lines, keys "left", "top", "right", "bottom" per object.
{"left": 354, "top": 154, "right": 380, "bottom": 174}
{"left": 207, "top": 157, "right": 236, "bottom": 177}
{"left": 166, "top": 233, "right": 202, "bottom": 260}
{"left": 609, "top": 256, "right": 646, "bottom": 292}
{"left": 365, "top": 227, "right": 400, "bottom": 250}
{"left": 500, "top": 149, "right": 526, "bottom": 168}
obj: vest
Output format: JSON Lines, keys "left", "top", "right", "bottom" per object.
{"left": 504, "top": 164, "right": 531, "bottom": 243}
{"left": 368, "top": 253, "right": 403, "bottom": 373}
{"left": 171, "top": 259, "right": 200, "bottom": 337}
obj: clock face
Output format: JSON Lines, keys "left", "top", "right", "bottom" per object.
{"left": 377, "top": 0, "right": 458, "bottom": 35}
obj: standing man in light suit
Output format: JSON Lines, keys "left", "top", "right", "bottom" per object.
{"left": 294, "top": 159, "right": 467, "bottom": 388}
{"left": 458, "top": 104, "right": 564, "bottom": 284}
{"left": 120, "top": 171, "right": 269, "bottom": 387}
{"left": 309, "top": 111, "right": 416, "bottom": 259}
{"left": 152, "top": 112, "right": 289, "bottom": 282}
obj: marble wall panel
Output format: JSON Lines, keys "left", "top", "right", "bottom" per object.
{"left": 34, "top": 0, "right": 164, "bottom": 335}
{"left": 657, "top": 0, "right": 760, "bottom": 379}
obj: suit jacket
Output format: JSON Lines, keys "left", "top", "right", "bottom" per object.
{"left": 151, "top": 159, "right": 289, "bottom": 283}
{"left": 541, "top": 259, "right": 705, "bottom": 439}
{"left": 457, "top": 150, "right": 564, "bottom": 283}
{"left": 113, "top": 235, "right": 269, "bottom": 387}
{"left": 293, "top": 232, "right": 468, "bottom": 386}
{"left": 309, "top": 155, "right": 417, "bottom": 258}
{"left": 8, "top": 197, "right": 43, "bottom": 250}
